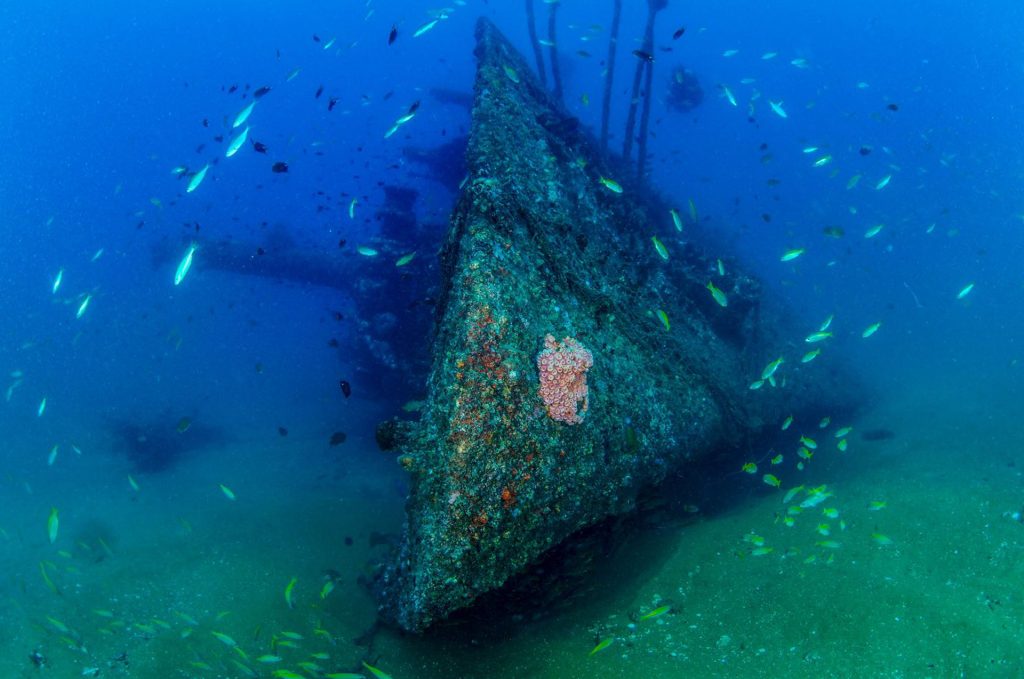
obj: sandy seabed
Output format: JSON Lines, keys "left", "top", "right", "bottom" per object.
{"left": 2, "top": 371, "right": 1022, "bottom": 679}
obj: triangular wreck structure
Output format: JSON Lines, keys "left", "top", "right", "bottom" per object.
{"left": 376, "top": 18, "right": 859, "bottom": 632}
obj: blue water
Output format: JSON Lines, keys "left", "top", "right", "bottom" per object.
{"left": 2, "top": 1, "right": 1023, "bottom": 676}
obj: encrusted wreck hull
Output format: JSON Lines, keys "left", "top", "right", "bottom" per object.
{"left": 376, "top": 18, "right": 860, "bottom": 632}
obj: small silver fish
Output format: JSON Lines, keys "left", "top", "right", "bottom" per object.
{"left": 225, "top": 126, "right": 249, "bottom": 158}
{"left": 76, "top": 295, "right": 92, "bottom": 319}
{"left": 174, "top": 244, "right": 197, "bottom": 286}
{"left": 769, "top": 101, "right": 788, "bottom": 118}
{"left": 186, "top": 164, "right": 210, "bottom": 193}
{"left": 233, "top": 101, "right": 256, "bottom": 128}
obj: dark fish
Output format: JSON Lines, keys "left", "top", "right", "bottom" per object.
{"left": 886, "top": 103, "right": 899, "bottom": 112}
{"left": 271, "top": 161, "right": 289, "bottom": 173}
{"left": 859, "top": 145, "right": 872, "bottom": 156}
{"left": 176, "top": 417, "right": 192, "bottom": 433}
{"left": 329, "top": 431, "right": 347, "bottom": 446}
{"left": 672, "top": 26, "right": 686, "bottom": 40}
{"left": 632, "top": 49, "right": 654, "bottom": 62}
{"left": 337, "top": 238, "right": 346, "bottom": 249}
{"left": 327, "top": 338, "right": 339, "bottom": 348}
{"left": 327, "top": 97, "right": 338, "bottom": 111}
{"left": 213, "top": 134, "right": 223, "bottom": 142}
{"left": 312, "top": 34, "right": 321, "bottom": 42}
{"left": 252, "top": 140, "right": 268, "bottom": 154}
{"left": 823, "top": 226, "right": 845, "bottom": 238}
{"left": 255, "top": 362, "right": 264, "bottom": 374}
{"left": 228, "top": 84, "right": 238, "bottom": 93}
{"left": 761, "top": 213, "right": 772, "bottom": 222}
{"left": 332, "top": 310, "right": 344, "bottom": 321}
{"left": 253, "top": 85, "right": 271, "bottom": 99}
{"left": 315, "top": 84, "right": 324, "bottom": 99}
{"left": 339, "top": 380, "right": 351, "bottom": 398}
{"left": 202, "top": 118, "right": 209, "bottom": 128}
{"left": 344, "top": 536, "right": 353, "bottom": 546}
{"left": 256, "top": 247, "right": 265, "bottom": 256}
{"left": 388, "top": 24, "right": 398, "bottom": 45}
{"left": 278, "top": 426, "right": 289, "bottom": 437}
{"left": 407, "top": 100, "right": 420, "bottom": 115}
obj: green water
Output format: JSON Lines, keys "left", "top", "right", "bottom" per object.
{"left": 3, "top": 369, "right": 1022, "bottom": 678}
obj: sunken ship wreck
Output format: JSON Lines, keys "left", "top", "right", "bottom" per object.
{"left": 373, "top": 18, "right": 861, "bottom": 633}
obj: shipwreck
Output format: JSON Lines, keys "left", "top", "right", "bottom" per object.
{"left": 374, "top": 18, "right": 860, "bottom": 632}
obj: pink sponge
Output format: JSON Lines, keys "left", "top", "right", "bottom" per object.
{"left": 537, "top": 334, "right": 594, "bottom": 424}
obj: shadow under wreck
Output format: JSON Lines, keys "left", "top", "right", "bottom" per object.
{"left": 108, "top": 418, "right": 228, "bottom": 473}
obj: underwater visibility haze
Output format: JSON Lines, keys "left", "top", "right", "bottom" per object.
{"left": 1, "top": 0, "right": 1024, "bottom": 677}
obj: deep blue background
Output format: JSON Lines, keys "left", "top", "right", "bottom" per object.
{"left": 1, "top": 0, "right": 1021, "bottom": 470}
